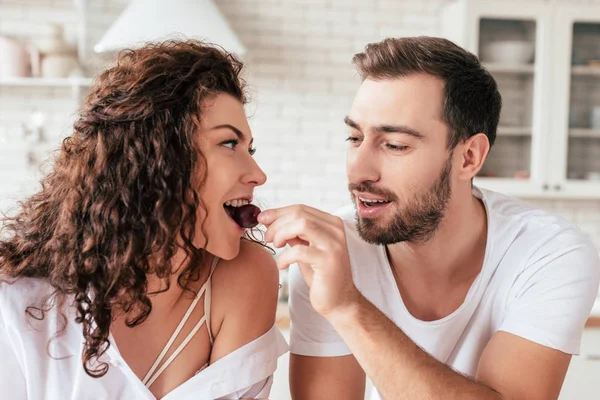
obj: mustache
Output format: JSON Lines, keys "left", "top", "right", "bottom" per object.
{"left": 348, "top": 182, "right": 397, "bottom": 201}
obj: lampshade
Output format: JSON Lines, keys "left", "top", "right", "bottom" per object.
{"left": 94, "top": 0, "right": 246, "bottom": 55}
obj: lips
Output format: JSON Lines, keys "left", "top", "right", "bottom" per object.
{"left": 358, "top": 197, "right": 391, "bottom": 207}
{"left": 354, "top": 192, "right": 393, "bottom": 219}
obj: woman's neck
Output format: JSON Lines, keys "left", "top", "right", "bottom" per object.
{"left": 114, "top": 250, "right": 212, "bottom": 323}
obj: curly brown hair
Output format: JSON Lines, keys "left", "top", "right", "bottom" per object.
{"left": 0, "top": 40, "right": 250, "bottom": 377}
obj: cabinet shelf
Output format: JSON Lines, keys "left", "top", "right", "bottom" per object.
{"left": 484, "top": 63, "right": 535, "bottom": 74}
{"left": 571, "top": 66, "right": 600, "bottom": 76}
{"left": 569, "top": 129, "right": 600, "bottom": 138}
{"left": 497, "top": 126, "right": 531, "bottom": 136}
{"left": 0, "top": 77, "right": 93, "bottom": 87}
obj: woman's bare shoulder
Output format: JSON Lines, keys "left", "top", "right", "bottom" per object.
{"left": 212, "top": 240, "right": 279, "bottom": 318}
{"left": 209, "top": 240, "right": 280, "bottom": 362}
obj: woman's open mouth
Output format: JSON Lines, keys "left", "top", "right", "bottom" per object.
{"left": 223, "top": 199, "right": 261, "bottom": 229}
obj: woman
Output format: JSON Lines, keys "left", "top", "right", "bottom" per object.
{"left": 0, "top": 40, "right": 287, "bottom": 399}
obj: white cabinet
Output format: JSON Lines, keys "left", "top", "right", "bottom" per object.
{"left": 550, "top": 5, "right": 600, "bottom": 199}
{"left": 560, "top": 328, "right": 600, "bottom": 399}
{"left": 441, "top": 0, "right": 600, "bottom": 199}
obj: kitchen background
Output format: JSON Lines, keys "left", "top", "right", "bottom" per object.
{"left": 0, "top": 0, "right": 600, "bottom": 243}
{"left": 1, "top": 0, "right": 600, "bottom": 399}
{"left": 2, "top": 0, "right": 600, "bottom": 249}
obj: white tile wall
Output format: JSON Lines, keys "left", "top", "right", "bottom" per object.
{"left": 1, "top": 0, "right": 600, "bottom": 250}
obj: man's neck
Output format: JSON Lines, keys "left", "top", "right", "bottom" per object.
{"left": 386, "top": 189, "right": 488, "bottom": 286}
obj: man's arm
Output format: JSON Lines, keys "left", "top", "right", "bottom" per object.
{"left": 290, "top": 354, "right": 365, "bottom": 400}
{"left": 329, "top": 294, "right": 571, "bottom": 400}
{"left": 326, "top": 225, "right": 599, "bottom": 400}
{"left": 260, "top": 206, "right": 599, "bottom": 400}
{"left": 477, "top": 332, "right": 571, "bottom": 399}
{"left": 286, "top": 260, "right": 366, "bottom": 400}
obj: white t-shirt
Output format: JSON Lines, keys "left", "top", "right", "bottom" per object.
{"left": 0, "top": 277, "right": 289, "bottom": 400}
{"left": 289, "top": 187, "right": 600, "bottom": 400}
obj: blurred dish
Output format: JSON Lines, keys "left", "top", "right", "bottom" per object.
{"left": 481, "top": 40, "right": 534, "bottom": 64}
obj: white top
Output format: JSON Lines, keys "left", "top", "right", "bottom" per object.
{"left": 289, "top": 187, "right": 600, "bottom": 400}
{"left": 0, "top": 275, "right": 288, "bottom": 399}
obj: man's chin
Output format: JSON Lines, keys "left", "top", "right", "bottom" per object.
{"left": 355, "top": 214, "right": 412, "bottom": 245}
{"left": 357, "top": 230, "right": 381, "bottom": 244}
{"left": 356, "top": 213, "right": 390, "bottom": 228}
{"left": 356, "top": 219, "right": 387, "bottom": 244}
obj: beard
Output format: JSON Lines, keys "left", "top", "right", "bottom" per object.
{"left": 349, "top": 154, "right": 453, "bottom": 245}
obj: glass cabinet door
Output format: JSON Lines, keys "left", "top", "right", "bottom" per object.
{"left": 476, "top": 18, "right": 538, "bottom": 182}
{"left": 566, "top": 22, "right": 600, "bottom": 183}
{"left": 551, "top": 5, "right": 600, "bottom": 198}
{"left": 440, "top": 2, "right": 553, "bottom": 196}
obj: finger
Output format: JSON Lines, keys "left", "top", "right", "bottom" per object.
{"left": 276, "top": 245, "right": 320, "bottom": 272}
{"left": 263, "top": 211, "right": 298, "bottom": 244}
{"left": 264, "top": 208, "right": 341, "bottom": 246}
{"left": 264, "top": 211, "right": 318, "bottom": 245}
{"left": 258, "top": 204, "right": 327, "bottom": 226}
{"left": 269, "top": 215, "right": 335, "bottom": 250}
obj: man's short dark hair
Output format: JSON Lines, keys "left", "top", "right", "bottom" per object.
{"left": 353, "top": 36, "right": 502, "bottom": 149}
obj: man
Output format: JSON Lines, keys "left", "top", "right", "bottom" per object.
{"left": 258, "top": 37, "right": 600, "bottom": 400}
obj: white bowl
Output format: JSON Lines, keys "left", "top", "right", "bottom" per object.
{"left": 481, "top": 40, "right": 534, "bottom": 64}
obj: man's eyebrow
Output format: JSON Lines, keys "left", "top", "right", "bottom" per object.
{"left": 211, "top": 124, "right": 254, "bottom": 145}
{"left": 344, "top": 116, "right": 361, "bottom": 131}
{"left": 344, "top": 116, "right": 424, "bottom": 139}
{"left": 372, "top": 124, "right": 424, "bottom": 139}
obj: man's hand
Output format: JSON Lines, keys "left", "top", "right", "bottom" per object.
{"left": 258, "top": 205, "right": 361, "bottom": 317}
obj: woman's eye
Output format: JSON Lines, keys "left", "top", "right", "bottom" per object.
{"left": 249, "top": 147, "right": 256, "bottom": 156}
{"left": 221, "top": 139, "right": 239, "bottom": 150}
{"left": 386, "top": 143, "right": 409, "bottom": 152}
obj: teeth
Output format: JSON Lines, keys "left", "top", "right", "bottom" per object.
{"left": 359, "top": 197, "right": 389, "bottom": 204}
{"left": 224, "top": 199, "right": 250, "bottom": 207}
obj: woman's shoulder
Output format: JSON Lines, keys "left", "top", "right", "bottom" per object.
{"left": 213, "top": 240, "right": 279, "bottom": 313}
{"left": 216, "top": 239, "right": 278, "bottom": 285}
{"left": 209, "top": 240, "right": 280, "bottom": 361}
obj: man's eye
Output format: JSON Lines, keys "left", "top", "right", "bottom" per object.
{"left": 221, "top": 139, "right": 239, "bottom": 150}
{"left": 346, "top": 136, "right": 361, "bottom": 143}
{"left": 386, "top": 144, "right": 408, "bottom": 151}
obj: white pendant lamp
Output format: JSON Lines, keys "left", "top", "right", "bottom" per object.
{"left": 94, "top": 0, "right": 246, "bottom": 55}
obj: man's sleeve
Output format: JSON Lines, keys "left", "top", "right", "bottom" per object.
{"left": 288, "top": 263, "right": 352, "bottom": 357}
{"left": 499, "top": 229, "right": 600, "bottom": 354}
